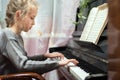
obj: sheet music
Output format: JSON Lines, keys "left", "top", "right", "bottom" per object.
{"left": 80, "top": 7, "right": 99, "bottom": 41}
{"left": 79, "top": 3, "right": 108, "bottom": 44}
{"left": 87, "top": 7, "right": 108, "bottom": 44}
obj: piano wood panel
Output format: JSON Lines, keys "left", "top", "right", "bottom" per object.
{"left": 108, "top": 0, "right": 120, "bottom": 80}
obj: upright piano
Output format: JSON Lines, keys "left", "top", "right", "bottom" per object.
{"left": 49, "top": 0, "right": 108, "bottom": 80}
{"left": 49, "top": 30, "right": 108, "bottom": 80}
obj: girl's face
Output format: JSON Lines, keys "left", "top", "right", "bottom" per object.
{"left": 21, "top": 7, "right": 38, "bottom": 32}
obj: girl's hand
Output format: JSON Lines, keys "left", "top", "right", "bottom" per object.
{"left": 44, "top": 52, "right": 64, "bottom": 60}
{"left": 58, "top": 59, "right": 79, "bottom": 66}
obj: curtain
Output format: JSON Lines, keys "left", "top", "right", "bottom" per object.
{"left": 49, "top": 0, "right": 80, "bottom": 47}
{"left": 0, "top": 0, "right": 9, "bottom": 29}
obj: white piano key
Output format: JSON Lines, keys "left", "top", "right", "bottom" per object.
{"left": 69, "top": 66, "right": 89, "bottom": 80}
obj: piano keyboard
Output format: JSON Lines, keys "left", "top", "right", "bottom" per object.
{"left": 69, "top": 66, "right": 89, "bottom": 80}
{"left": 64, "top": 57, "right": 90, "bottom": 80}
{"left": 52, "top": 57, "right": 89, "bottom": 80}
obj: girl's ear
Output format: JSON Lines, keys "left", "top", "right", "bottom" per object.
{"left": 15, "top": 10, "right": 22, "bottom": 20}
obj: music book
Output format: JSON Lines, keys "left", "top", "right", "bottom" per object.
{"left": 79, "top": 3, "right": 108, "bottom": 45}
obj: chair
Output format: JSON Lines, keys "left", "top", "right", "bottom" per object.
{"left": 0, "top": 72, "right": 45, "bottom": 80}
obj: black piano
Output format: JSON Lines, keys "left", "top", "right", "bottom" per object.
{"left": 49, "top": 32, "right": 108, "bottom": 80}
{"left": 49, "top": 0, "right": 108, "bottom": 80}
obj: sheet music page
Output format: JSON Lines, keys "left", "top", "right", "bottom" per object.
{"left": 79, "top": 3, "right": 108, "bottom": 44}
{"left": 86, "top": 4, "right": 108, "bottom": 44}
{"left": 80, "top": 7, "right": 99, "bottom": 41}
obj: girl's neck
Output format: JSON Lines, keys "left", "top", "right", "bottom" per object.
{"left": 9, "top": 25, "right": 21, "bottom": 35}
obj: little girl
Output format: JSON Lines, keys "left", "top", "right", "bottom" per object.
{"left": 0, "top": 0, "right": 78, "bottom": 75}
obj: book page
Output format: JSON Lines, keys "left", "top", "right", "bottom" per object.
{"left": 80, "top": 7, "right": 99, "bottom": 41}
{"left": 86, "top": 3, "right": 108, "bottom": 44}
{"left": 80, "top": 3, "right": 108, "bottom": 44}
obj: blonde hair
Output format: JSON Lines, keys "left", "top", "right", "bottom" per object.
{"left": 5, "top": 0, "right": 38, "bottom": 27}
